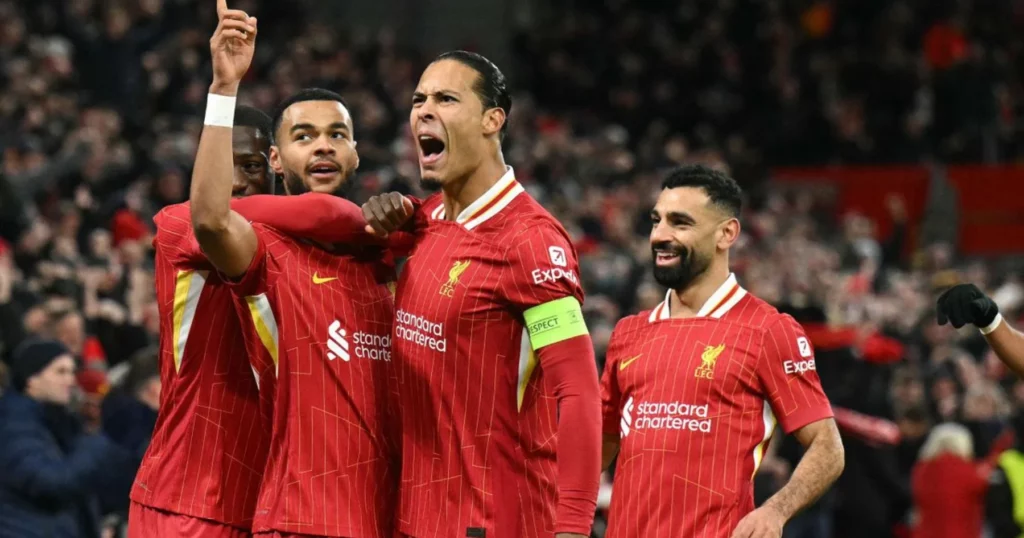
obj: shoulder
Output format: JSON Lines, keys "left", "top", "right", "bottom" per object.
{"left": 611, "top": 312, "right": 650, "bottom": 339}
{"left": 251, "top": 223, "right": 296, "bottom": 250}
{"left": 153, "top": 202, "right": 191, "bottom": 235}
{"left": 603, "top": 313, "right": 651, "bottom": 364}
{"left": 154, "top": 201, "right": 190, "bottom": 222}
{"left": 606, "top": 311, "right": 647, "bottom": 342}
{"left": 501, "top": 197, "right": 574, "bottom": 253}
{"left": 0, "top": 395, "right": 41, "bottom": 430}
{"left": 718, "top": 291, "right": 792, "bottom": 331}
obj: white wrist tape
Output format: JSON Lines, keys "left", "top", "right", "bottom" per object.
{"left": 204, "top": 93, "right": 237, "bottom": 127}
{"left": 980, "top": 313, "right": 1004, "bottom": 335}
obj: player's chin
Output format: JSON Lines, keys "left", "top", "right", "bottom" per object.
{"left": 419, "top": 169, "right": 445, "bottom": 190}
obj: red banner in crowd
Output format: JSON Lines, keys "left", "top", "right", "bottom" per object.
{"left": 771, "top": 166, "right": 1024, "bottom": 255}
{"left": 770, "top": 166, "right": 929, "bottom": 248}
{"left": 945, "top": 166, "right": 1024, "bottom": 254}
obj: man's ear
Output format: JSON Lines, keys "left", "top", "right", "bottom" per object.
{"left": 269, "top": 145, "right": 284, "bottom": 175}
{"left": 482, "top": 107, "right": 506, "bottom": 137}
{"left": 716, "top": 218, "right": 741, "bottom": 251}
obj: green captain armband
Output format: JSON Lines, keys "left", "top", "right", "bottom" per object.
{"left": 523, "top": 296, "right": 589, "bottom": 350}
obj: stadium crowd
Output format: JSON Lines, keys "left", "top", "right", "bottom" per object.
{"left": 0, "top": 0, "right": 1022, "bottom": 536}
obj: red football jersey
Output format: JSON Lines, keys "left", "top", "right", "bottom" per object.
{"left": 132, "top": 205, "right": 268, "bottom": 529}
{"left": 600, "top": 274, "right": 834, "bottom": 538}
{"left": 226, "top": 224, "right": 399, "bottom": 537}
{"left": 392, "top": 169, "right": 585, "bottom": 538}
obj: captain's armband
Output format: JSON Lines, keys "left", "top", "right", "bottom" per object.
{"left": 523, "top": 296, "right": 589, "bottom": 350}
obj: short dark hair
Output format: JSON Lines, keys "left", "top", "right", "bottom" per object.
{"left": 123, "top": 346, "right": 160, "bottom": 397}
{"left": 434, "top": 50, "right": 512, "bottom": 139}
{"left": 271, "top": 88, "right": 350, "bottom": 143}
{"left": 661, "top": 164, "right": 743, "bottom": 218}
{"left": 235, "top": 105, "right": 273, "bottom": 141}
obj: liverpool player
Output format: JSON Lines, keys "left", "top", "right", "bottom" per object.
{"left": 364, "top": 51, "right": 601, "bottom": 538}
{"left": 190, "top": 2, "right": 398, "bottom": 537}
{"left": 598, "top": 165, "right": 845, "bottom": 538}
{"left": 937, "top": 283, "right": 1024, "bottom": 376}
{"left": 132, "top": 93, "right": 379, "bottom": 538}
{"left": 128, "top": 104, "right": 275, "bottom": 538}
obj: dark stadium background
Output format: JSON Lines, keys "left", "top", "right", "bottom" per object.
{"left": 1, "top": 0, "right": 1023, "bottom": 536}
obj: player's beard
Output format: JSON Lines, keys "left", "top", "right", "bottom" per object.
{"left": 651, "top": 242, "right": 711, "bottom": 291}
{"left": 420, "top": 177, "right": 442, "bottom": 191}
{"left": 282, "top": 169, "right": 355, "bottom": 200}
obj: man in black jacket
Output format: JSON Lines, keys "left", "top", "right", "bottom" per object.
{"left": 0, "top": 339, "right": 115, "bottom": 538}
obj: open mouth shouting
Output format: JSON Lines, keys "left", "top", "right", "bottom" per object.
{"left": 417, "top": 133, "right": 446, "bottom": 167}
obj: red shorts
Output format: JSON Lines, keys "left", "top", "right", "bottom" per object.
{"left": 128, "top": 501, "right": 252, "bottom": 538}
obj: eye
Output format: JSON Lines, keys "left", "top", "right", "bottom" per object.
{"left": 440, "top": 94, "right": 456, "bottom": 103}
{"left": 331, "top": 132, "right": 348, "bottom": 140}
{"left": 243, "top": 162, "right": 262, "bottom": 173}
{"left": 412, "top": 95, "right": 425, "bottom": 106}
{"left": 294, "top": 133, "right": 312, "bottom": 142}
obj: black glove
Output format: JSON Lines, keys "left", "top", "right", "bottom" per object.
{"left": 936, "top": 283, "right": 999, "bottom": 329}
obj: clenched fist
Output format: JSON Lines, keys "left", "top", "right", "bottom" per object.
{"left": 362, "top": 192, "right": 415, "bottom": 238}
{"left": 936, "top": 283, "right": 1000, "bottom": 330}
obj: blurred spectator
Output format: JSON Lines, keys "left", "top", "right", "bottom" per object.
{"left": 0, "top": 340, "right": 115, "bottom": 538}
{"left": 95, "top": 347, "right": 160, "bottom": 532}
{"left": 911, "top": 423, "right": 986, "bottom": 538}
{"left": 988, "top": 413, "right": 1024, "bottom": 538}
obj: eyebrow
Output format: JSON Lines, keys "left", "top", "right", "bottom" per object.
{"left": 412, "top": 90, "right": 461, "bottom": 99}
{"left": 653, "top": 210, "right": 697, "bottom": 224}
{"left": 288, "top": 122, "right": 351, "bottom": 134}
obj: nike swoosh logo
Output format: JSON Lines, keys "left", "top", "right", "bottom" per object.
{"left": 619, "top": 354, "right": 642, "bottom": 371}
{"left": 312, "top": 273, "right": 338, "bottom": 285}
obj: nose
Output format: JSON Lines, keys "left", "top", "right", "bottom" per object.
{"left": 313, "top": 134, "right": 337, "bottom": 154}
{"left": 415, "top": 98, "right": 437, "bottom": 124}
{"left": 650, "top": 219, "right": 672, "bottom": 244}
{"left": 231, "top": 170, "right": 248, "bottom": 195}
{"left": 313, "top": 134, "right": 336, "bottom": 155}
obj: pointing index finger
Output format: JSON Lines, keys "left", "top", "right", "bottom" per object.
{"left": 216, "top": 0, "right": 228, "bottom": 18}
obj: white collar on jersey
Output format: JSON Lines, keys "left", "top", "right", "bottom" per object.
{"left": 649, "top": 272, "right": 747, "bottom": 322}
{"left": 429, "top": 166, "right": 524, "bottom": 230}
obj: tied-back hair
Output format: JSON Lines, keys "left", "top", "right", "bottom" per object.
{"left": 918, "top": 422, "right": 975, "bottom": 461}
{"left": 434, "top": 50, "right": 511, "bottom": 140}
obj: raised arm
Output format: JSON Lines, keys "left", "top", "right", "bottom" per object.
{"left": 190, "top": 0, "right": 260, "bottom": 278}
{"left": 937, "top": 284, "right": 1024, "bottom": 376}
{"left": 987, "top": 321, "right": 1024, "bottom": 376}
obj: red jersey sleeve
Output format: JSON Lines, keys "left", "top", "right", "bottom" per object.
{"left": 152, "top": 204, "right": 208, "bottom": 268}
{"left": 501, "top": 222, "right": 584, "bottom": 310}
{"left": 600, "top": 320, "right": 631, "bottom": 436}
{"left": 218, "top": 224, "right": 277, "bottom": 297}
{"left": 231, "top": 193, "right": 372, "bottom": 244}
{"left": 757, "top": 314, "right": 834, "bottom": 434}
